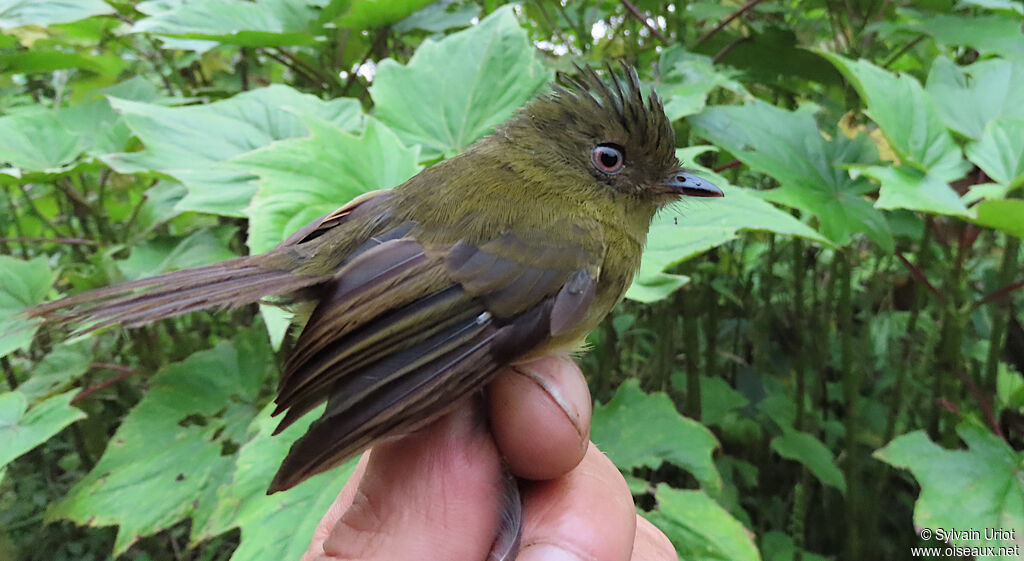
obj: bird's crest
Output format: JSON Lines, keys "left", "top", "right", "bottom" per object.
{"left": 526, "top": 63, "right": 677, "bottom": 168}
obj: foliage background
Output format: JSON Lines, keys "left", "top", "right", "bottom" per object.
{"left": 1, "top": 1, "right": 1022, "bottom": 560}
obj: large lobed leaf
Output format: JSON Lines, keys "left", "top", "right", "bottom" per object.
{"left": 875, "top": 422, "right": 1024, "bottom": 555}
{"left": 46, "top": 327, "right": 275, "bottom": 555}
{"left": 324, "top": 0, "right": 436, "bottom": 29}
{"left": 822, "top": 55, "right": 972, "bottom": 215}
{"left": 15, "top": 342, "right": 91, "bottom": 404}
{"left": 689, "top": 102, "right": 893, "bottom": 250}
{"left": 926, "top": 57, "right": 1024, "bottom": 142}
{"left": 0, "top": 111, "right": 90, "bottom": 178}
{"left": 104, "top": 85, "right": 362, "bottom": 217}
{"left": 858, "top": 165, "right": 971, "bottom": 218}
{"left": 656, "top": 47, "right": 742, "bottom": 122}
{"left": 0, "top": 391, "right": 85, "bottom": 473}
{"left": 370, "top": 5, "right": 550, "bottom": 159}
{"left": 645, "top": 485, "right": 761, "bottom": 561}
{"left": 915, "top": 13, "right": 1024, "bottom": 58}
{"left": 770, "top": 429, "right": 846, "bottom": 494}
{"left": 965, "top": 118, "right": 1024, "bottom": 190}
{"left": 131, "top": 0, "right": 323, "bottom": 47}
{"left": 0, "top": 0, "right": 113, "bottom": 30}
{"left": 592, "top": 379, "right": 722, "bottom": 492}
{"left": 237, "top": 116, "right": 421, "bottom": 254}
{"left": 194, "top": 403, "right": 355, "bottom": 561}
{"left": 626, "top": 146, "right": 830, "bottom": 302}
{"left": 0, "top": 256, "right": 55, "bottom": 359}
{"left": 115, "top": 225, "right": 241, "bottom": 281}
{"left": 972, "top": 199, "right": 1024, "bottom": 240}
{"left": 0, "top": 89, "right": 138, "bottom": 183}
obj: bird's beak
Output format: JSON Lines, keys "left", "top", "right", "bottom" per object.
{"left": 662, "top": 171, "right": 724, "bottom": 198}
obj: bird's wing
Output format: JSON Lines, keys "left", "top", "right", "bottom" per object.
{"left": 268, "top": 227, "right": 601, "bottom": 492}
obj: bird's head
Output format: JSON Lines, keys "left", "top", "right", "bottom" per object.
{"left": 499, "top": 64, "right": 722, "bottom": 209}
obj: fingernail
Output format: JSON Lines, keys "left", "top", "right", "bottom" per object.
{"left": 512, "top": 360, "right": 590, "bottom": 440}
{"left": 517, "top": 543, "right": 585, "bottom": 561}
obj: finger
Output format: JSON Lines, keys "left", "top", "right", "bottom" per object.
{"left": 316, "top": 403, "right": 506, "bottom": 561}
{"left": 631, "top": 515, "right": 676, "bottom": 561}
{"left": 300, "top": 454, "right": 370, "bottom": 561}
{"left": 516, "top": 443, "right": 637, "bottom": 561}
{"left": 490, "top": 356, "right": 592, "bottom": 480}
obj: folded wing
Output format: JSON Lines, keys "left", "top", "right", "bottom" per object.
{"left": 269, "top": 228, "right": 599, "bottom": 492}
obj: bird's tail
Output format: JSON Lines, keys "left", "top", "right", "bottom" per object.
{"left": 27, "top": 253, "right": 331, "bottom": 333}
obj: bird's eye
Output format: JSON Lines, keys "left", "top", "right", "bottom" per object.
{"left": 591, "top": 144, "right": 625, "bottom": 174}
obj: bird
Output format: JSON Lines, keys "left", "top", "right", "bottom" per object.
{"left": 27, "top": 64, "right": 721, "bottom": 550}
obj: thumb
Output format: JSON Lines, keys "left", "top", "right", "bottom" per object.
{"left": 310, "top": 403, "right": 507, "bottom": 561}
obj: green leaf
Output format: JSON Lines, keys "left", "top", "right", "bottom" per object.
{"left": 625, "top": 270, "right": 693, "bottom": 303}
{"left": 394, "top": 0, "right": 481, "bottom": 33}
{"left": 0, "top": 50, "right": 125, "bottom": 76}
{"left": 996, "top": 364, "right": 1024, "bottom": 413}
{"left": 638, "top": 187, "right": 830, "bottom": 287}
{"left": 104, "top": 86, "right": 362, "bottom": 217}
{"left": 965, "top": 118, "right": 1024, "bottom": 189}
{"left": 760, "top": 531, "right": 830, "bottom": 561}
{"left": 770, "top": 429, "right": 846, "bottom": 493}
{"left": 689, "top": 103, "right": 892, "bottom": 250}
{"left": 16, "top": 342, "right": 92, "bottom": 403}
{"left": 132, "top": 180, "right": 189, "bottom": 235}
{"left": 100, "top": 75, "right": 163, "bottom": 103}
{"left": 956, "top": 0, "right": 1024, "bottom": 15}
{"left": 0, "top": 111, "right": 88, "bottom": 172}
{"left": 971, "top": 199, "right": 1024, "bottom": 239}
{"left": 327, "top": 0, "right": 435, "bottom": 29}
{"left": 47, "top": 327, "right": 273, "bottom": 556}
{"left": 822, "top": 54, "right": 968, "bottom": 182}
{"left": 592, "top": 379, "right": 722, "bottom": 492}
{"left": 758, "top": 393, "right": 797, "bottom": 431}
{"left": 116, "top": 226, "right": 240, "bottom": 281}
{"left": 238, "top": 116, "right": 421, "bottom": 254}
{"left": 259, "top": 305, "right": 292, "bottom": 351}
{"left": 699, "top": 376, "right": 750, "bottom": 427}
{"left": 132, "top": 0, "right": 322, "bottom": 47}
{"left": 193, "top": 403, "right": 356, "bottom": 561}
{"left": 656, "top": 49, "right": 737, "bottom": 121}
{"left": 645, "top": 485, "right": 761, "bottom": 561}
{"left": 713, "top": 27, "right": 843, "bottom": 91}
{"left": 0, "top": 0, "right": 113, "bottom": 30}
{"left": 874, "top": 423, "right": 1024, "bottom": 551}
{"left": 57, "top": 99, "right": 134, "bottom": 157}
{"left": 0, "top": 391, "right": 85, "bottom": 471}
{"left": 371, "top": 5, "right": 549, "bottom": 159}
{"left": 926, "top": 57, "right": 1024, "bottom": 141}
{"left": 0, "top": 256, "right": 55, "bottom": 358}
{"left": 628, "top": 147, "right": 831, "bottom": 302}
{"left": 916, "top": 13, "right": 1024, "bottom": 57}
{"left": 857, "top": 165, "right": 970, "bottom": 217}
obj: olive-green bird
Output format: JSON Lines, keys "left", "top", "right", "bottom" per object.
{"left": 29, "top": 64, "right": 720, "bottom": 503}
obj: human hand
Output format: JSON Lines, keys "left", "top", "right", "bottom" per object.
{"left": 300, "top": 355, "right": 676, "bottom": 561}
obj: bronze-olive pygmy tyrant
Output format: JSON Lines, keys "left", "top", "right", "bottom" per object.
{"left": 28, "top": 63, "right": 721, "bottom": 539}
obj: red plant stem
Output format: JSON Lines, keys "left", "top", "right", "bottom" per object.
{"left": 713, "top": 159, "right": 742, "bottom": 173}
{"left": 71, "top": 363, "right": 139, "bottom": 405}
{"left": 978, "top": 277, "right": 1024, "bottom": 306}
{"left": 619, "top": 0, "right": 669, "bottom": 43}
{"left": 696, "top": 0, "right": 764, "bottom": 45}
{"left": 896, "top": 251, "right": 943, "bottom": 301}
{"left": 952, "top": 368, "right": 1004, "bottom": 438}
{"left": 936, "top": 398, "right": 959, "bottom": 415}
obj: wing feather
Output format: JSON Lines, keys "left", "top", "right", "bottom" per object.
{"left": 269, "top": 230, "right": 601, "bottom": 491}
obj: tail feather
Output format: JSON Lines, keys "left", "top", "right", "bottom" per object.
{"left": 27, "top": 254, "right": 331, "bottom": 332}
